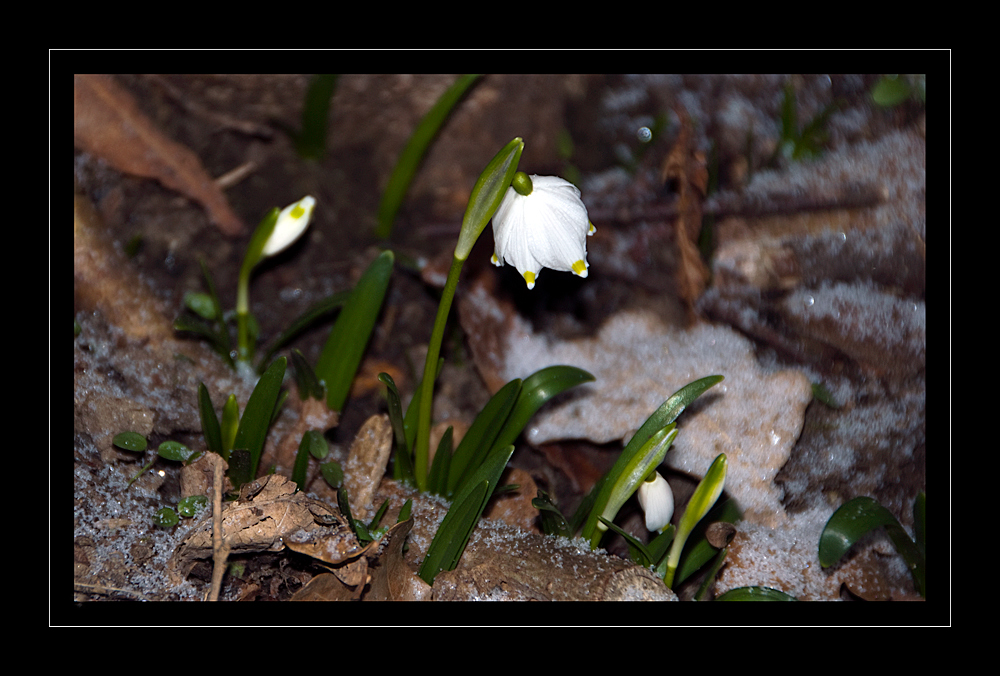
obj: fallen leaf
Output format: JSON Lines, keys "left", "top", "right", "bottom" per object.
{"left": 74, "top": 74, "right": 244, "bottom": 236}
{"left": 365, "top": 519, "right": 431, "bottom": 601}
{"left": 343, "top": 414, "right": 394, "bottom": 520}
{"left": 169, "top": 474, "right": 361, "bottom": 583}
{"left": 660, "top": 106, "right": 710, "bottom": 318}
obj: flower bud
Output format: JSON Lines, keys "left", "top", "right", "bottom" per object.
{"left": 261, "top": 195, "right": 315, "bottom": 257}
{"left": 637, "top": 471, "right": 674, "bottom": 533}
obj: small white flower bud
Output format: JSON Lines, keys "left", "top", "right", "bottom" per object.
{"left": 638, "top": 471, "right": 674, "bottom": 533}
{"left": 262, "top": 196, "right": 315, "bottom": 257}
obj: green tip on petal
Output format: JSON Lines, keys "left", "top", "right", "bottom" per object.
{"left": 572, "top": 260, "right": 588, "bottom": 276}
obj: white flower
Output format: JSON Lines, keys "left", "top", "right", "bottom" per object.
{"left": 262, "top": 195, "right": 316, "bottom": 257}
{"left": 490, "top": 174, "right": 595, "bottom": 289}
{"left": 638, "top": 471, "right": 674, "bottom": 533}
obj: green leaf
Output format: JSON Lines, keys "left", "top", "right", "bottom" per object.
{"left": 397, "top": 498, "right": 413, "bottom": 523}
{"left": 377, "top": 74, "right": 481, "bottom": 239}
{"left": 818, "top": 495, "right": 925, "bottom": 597}
{"left": 221, "top": 394, "right": 239, "bottom": 461}
{"left": 112, "top": 431, "right": 147, "bottom": 453}
{"left": 583, "top": 424, "right": 678, "bottom": 548}
{"left": 532, "top": 490, "right": 571, "bottom": 537}
{"left": 871, "top": 75, "right": 912, "bottom": 108}
{"left": 367, "top": 498, "right": 390, "bottom": 531}
{"left": 447, "top": 378, "right": 521, "bottom": 496}
{"left": 292, "top": 430, "right": 326, "bottom": 490}
{"left": 290, "top": 348, "right": 325, "bottom": 401}
{"left": 231, "top": 357, "right": 287, "bottom": 484}
{"left": 715, "top": 586, "right": 798, "bottom": 601}
{"left": 664, "top": 453, "right": 727, "bottom": 588}
{"left": 419, "top": 443, "right": 515, "bottom": 585}
{"left": 648, "top": 524, "right": 676, "bottom": 570}
{"left": 380, "top": 372, "right": 414, "bottom": 483}
{"left": 320, "top": 459, "right": 343, "bottom": 489}
{"left": 454, "top": 137, "right": 524, "bottom": 260}
{"left": 419, "top": 480, "right": 489, "bottom": 585}
{"left": 294, "top": 74, "right": 338, "bottom": 160}
{"left": 184, "top": 291, "right": 218, "bottom": 320}
{"left": 153, "top": 507, "right": 179, "bottom": 528}
{"left": 314, "top": 251, "right": 393, "bottom": 412}
{"left": 428, "top": 426, "right": 454, "bottom": 496}
{"left": 178, "top": 495, "right": 208, "bottom": 517}
{"left": 673, "top": 497, "right": 743, "bottom": 585}
{"left": 157, "top": 441, "right": 197, "bottom": 463}
{"left": 258, "top": 291, "right": 350, "bottom": 370}
{"left": 492, "top": 365, "right": 595, "bottom": 454}
{"left": 227, "top": 450, "right": 252, "bottom": 490}
{"left": 198, "top": 383, "right": 223, "bottom": 457}
{"left": 599, "top": 516, "right": 654, "bottom": 568}
{"left": 625, "top": 375, "right": 723, "bottom": 459}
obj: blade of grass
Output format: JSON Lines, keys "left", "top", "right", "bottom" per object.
{"left": 376, "top": 74, "right": 481, "bottom": 239}
{"left": 314, "top": 251, "right": 393, "bottom": 412}
{"left": 231, "top": 357, "right": 287, "bottom": 484}
{"left": 198, "top": 383, "right": 222, "bottom": 457}
{"left": 447, "top": 378, "right": 521, "bottom": 496}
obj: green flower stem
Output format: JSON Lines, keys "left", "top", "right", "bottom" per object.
{"left": 414, "top": 254, "right": 465, "bottom": 491}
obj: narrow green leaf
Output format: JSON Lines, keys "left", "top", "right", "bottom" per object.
{"left": 198, "top": 383, "right": 223, "bottom": 457}
{"left": 221, "top": 394, "right": 239, "bottom": 461}
{"left": 428, "top": 426, "right": 454, "bottom": 496}
{"left": 715, "top": 586, "right": 798, "bottom": 601}
{"left": 419, "top": 480, "right": 489, "bottom": 585}
{"left": 290, "top": 348, "right": 324, "bottom": 401}
{"left": 584, "top": 424, "right": 678, "bottom": 548}
{"left": 623, "top": 375, "right": 723, "bottom": 459}
{"left": 648, "top": 524, "right": 676, "bottom": 571}
{"left": 258, "top": 291, "right": 350, "bottom": 370}
{"left": 664, "top": 453, "right": 727, "bottom": 588}
{"left": 295, "top": 74, "right": 338, "bottom": 160}
{"left": 492, "top": 366, "right": 595, "bottom": 454}
{"left": 402, "top": 358, "right": 444, "bottom": 456}
{"left": 419, "top": 443, "right": 515, "bottom": 585}
{"left": 454, "top": 137, "right": 524, "bottom": 260}
{"left": 397, "top": 498, "right": 413, "bottom": 523}
{"left": 112, "top": 431, "right": 147, "bottom": 453}
{"left": 377, "top": 74, "right": 481, "bottom": 239}
{"left": 232, "top": 356, "right": 287, "bottom": 480}
{"left": 379, "top": 373, "right": 411, "bottom": 482}
{"left": 227, "top": 449, "right": 253, "bottom": 490}
{"left": 291, "top": 430, "right": 324, "bottom": 491}
{"left": 314, "top": 251, "right": 393, "bottom": 412}
{"left": 184, "top": 291, "right": 218, "bottom": 320}
{"left": 599, "top": 516, "right": 653, "bottom": 568}
{"left": 338, "top": 486, "right": 356, "bottom": 536}
{"left": 532, "top": 490, "right": 571, "bottom": 537}
{"left": 447, "top": 378, "right": 521, "bottom": 495}
{"left": 673, "top": 497, "right": 742, "bottom": 585}
{"left": 367, "top": 498, "right": 390, "bottom": 531}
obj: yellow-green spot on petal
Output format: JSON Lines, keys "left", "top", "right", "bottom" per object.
{"left": 572, "top": 260, "right": 588, "bottom": 276}
{"left": 491, "top": 253, "right": 501, "bottom": 266}
{"left": 588, "top": 222, "right": 597, "bottom": 235}
{"left": 523, "top": 271, "right": 536, "bottom": 288}
{"left": 291, "top": 204, "right": 306, "bottom": 219}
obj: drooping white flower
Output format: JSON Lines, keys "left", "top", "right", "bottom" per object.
{"left": 262, "top": 195, "right": 316, "bottom": 257}
{"left": 638, "top": 471, "right": 674, "bottom": 533}
{"left": 490, "top": 173, "right": 595, "bottom": 289}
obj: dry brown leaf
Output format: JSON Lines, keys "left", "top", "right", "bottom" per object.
{"left": 364, "top": 519, "right": 431, "bottom": 601}
{"left": 73, "top": 74, "right": 244, "bottom": 236}
{"left": 169, "top": 474, "right": 361, "bottom": 583}
{"left": 343, "top": 414, "right": 394, "bottom": 520}
{"left": 289, "top": 573, "right": 357, "bottom": 601}
{"left": 661, "top": 106, "right": 710, "bottom": 318}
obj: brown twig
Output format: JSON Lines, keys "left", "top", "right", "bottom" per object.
{"left": 208, "top": 456, "right": 230, "bottom": 602}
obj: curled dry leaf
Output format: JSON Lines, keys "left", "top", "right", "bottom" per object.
{"left": 73, "top": 74, "right": 244, "bottom": 236}
{"left": 168, "top": 474, "right": 361, "bottom": 584}
{"left": 343, "top": 414, "right": 394, "bottom": 520}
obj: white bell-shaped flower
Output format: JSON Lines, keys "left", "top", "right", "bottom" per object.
{"left": 638, "top": 471, "right": 674, "bottom": 533}
{"left": 490, "top": 173, "right": 595, "bottom": 289}
{"left": 262, "top": 196, "right": 316, "bottom": 257}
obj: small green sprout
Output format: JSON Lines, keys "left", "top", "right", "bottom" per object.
{"left": 153, "top": 507, "right": 179, "bottom": 528}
